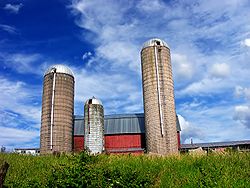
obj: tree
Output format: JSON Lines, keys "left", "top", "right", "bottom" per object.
{"left": 0, "top": 146, "right": 6, "bottom": 153}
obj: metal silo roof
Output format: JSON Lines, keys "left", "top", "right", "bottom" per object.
{"left": 142, "top": 38, "right": 169, "bottom": 49}
{"left": 85, "top": 96, "right": 102, "bottom": 105}
{"left": 44, "top": 64, "right": 74, "bottom": 77}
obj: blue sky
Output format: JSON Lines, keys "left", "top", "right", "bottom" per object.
{"left": 1, "top": 0, "right": 250, "bottom": 150}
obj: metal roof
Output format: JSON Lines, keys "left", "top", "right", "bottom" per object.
{"left": 74, "top": 113, "right": 181, "bottom": 135}
{"left": 44, "top": 64, "right": 74, "bottom": 77}
{"left": 181, "top": 140, "right": 250, "bottom": 149}
{"left": 85, "top": 96, "right": 102, "bottom": 105}
{"left": 74, "top": 119, "right": 84, "bottom": 136}
{"left": 14, "top": 148, "right": 40, "bottom": 150}
{"left": 142, "top": 38, "right": 169, "bottom": 49}
{"left": 105, "top": 114, "right": 145, "bottom": 134}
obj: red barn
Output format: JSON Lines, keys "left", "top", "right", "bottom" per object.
{"left": 73, "top": 113, "right": 181, "bottom": 154}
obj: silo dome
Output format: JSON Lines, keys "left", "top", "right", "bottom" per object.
{"left": 85, "top": 96, "right": 102, "bottom": 105}
{"left": 142, "top": 38, "right": 169, "bottom": 49}
{"left": 44, "top": 64, "right": 74, "bottom": 77}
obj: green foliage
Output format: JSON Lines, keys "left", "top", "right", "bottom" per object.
{"left": 0, "top": 152, "right": 250, "bottom": 187}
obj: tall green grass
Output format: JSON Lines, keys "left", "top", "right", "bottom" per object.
{"left": 1, "top": 152, "right": 249, "bottom": 187}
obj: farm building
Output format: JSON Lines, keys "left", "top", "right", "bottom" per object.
{"left": 73, "top": 113, "right": 181, "bottom": 154}
{"left": 180, "top": 140, "right": 250, "bottom": 153}
{"left": 14, "top": 148, "right": 40, "bottom": 155}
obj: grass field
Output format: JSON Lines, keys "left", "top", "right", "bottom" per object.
{"left": 1, "top": 152, "right": 250, "bottom": 187}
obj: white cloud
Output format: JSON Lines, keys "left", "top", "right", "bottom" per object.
{"left": 137, "top": 0, "right": 164, "bottom": 12}
{"left": 4, "top": 3, "right": 23, "bottom": 14}
{"left": 0, "top": 126, "right": 39, "bottom": 146}
{"left": 69, "top": 0, "right": 250, "bottom": 144}
{"left": 242, "top": 38, "right": 250, "bottom": 47}
{"left": 0, "top": 77, "right": 41, "bottom": 148}
{"left": 73, "top": 68, "right": 143, "bottom": 115}
{"left": 0, "top": 24, "right": 17, "bottom": 34}
{"left": 235, "top": 86, "right": 250, "bottom": 99}
{"left": 1, "top": 0, "right": 250, "bottom": 149}
{"left": 172, "top": 53, "right": 194, "bottom": 81}
{"left": 0, "top": 53, "right": 55, "bottom": 75}
{"left": 0, "top": 53, "right": 44, "bottom": 75}
{"left": 82, "top": 51, "right": 92, "bottom": 60}
{"left": 0, "top": 77, "right": 41, "bottom": 125}
{"left": 234, "top": 105, "right": 250, "bottom": 128}
{"left": 177, "top": 100, "right": 250, "bottom": 143}
{"left": 210, "top": 63, "right": 231, "bottom": 78}
{"left": 178, "top": 115, "right": 204, "bottom": 144}
{"left": 177, "top": 78, "right": 231, "bottom": 96}
{"left": 96, "top": 41, "right": 141, "bottom": 72}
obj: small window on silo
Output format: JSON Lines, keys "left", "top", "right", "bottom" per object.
{"left": 156, "top": 41, "right": 161, "bottom": 45}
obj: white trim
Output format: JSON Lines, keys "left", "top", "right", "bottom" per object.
{"left": 50, "top": 69, "right": 56, "bottom": 150}
{"left": 154, "top": 46, "right": 164, "bottom": 137}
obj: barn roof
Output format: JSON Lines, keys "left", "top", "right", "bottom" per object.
{"left": 181, "top": 140, "right": 250, "bottom": 149}
{"left": 74, "top": 113, "right": 181, "bottom": 135}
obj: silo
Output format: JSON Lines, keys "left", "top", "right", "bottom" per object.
{"left": 40, "top": 64, "right": 74, "bottom": 154}
{"left": 84, "top": 97, "right": 104, "bottom": 154}
{"left": 141, "top": 38, "right": 178, "bottom": 155}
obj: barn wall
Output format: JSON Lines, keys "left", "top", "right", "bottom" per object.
{"left": 105, "top": 134, "right": 146, "bottom": 150}
{"left": 73, "top": 134, "right": 146, "bottom": 153}
{"left": 73, "top": 133, "right": 182, "bottom": 153}
{"left": 177, "top": 131, "right": 181, "bottom": 149}
{"left": 73, "top": 136, "right": 84, "bottom": 152}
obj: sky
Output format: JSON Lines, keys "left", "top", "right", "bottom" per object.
{"left": 0, "top": 0, "right": 250, "bottom": 150}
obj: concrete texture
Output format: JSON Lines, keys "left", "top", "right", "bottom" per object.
{"left": 40, "top": 73, "right": 74, "bottom": 154}
{"left": 84, "top": 100, "right": 104, "bottom": 154}
{"left": 141, "top": 40, "right": 178, "bottom": 155}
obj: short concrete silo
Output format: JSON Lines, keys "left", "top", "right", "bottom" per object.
{"left": 84, "top": 97, "right": 104, "bottom": 154}
{"left": 40, "top": 64, "right": 74, "bottom": 154}
{"left": 141, "top": 38, "right": 178, "bottom": 155}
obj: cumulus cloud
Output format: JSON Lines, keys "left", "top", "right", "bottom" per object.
{"left": 172, "top": 53, "right": 194, "bottom": 81}
{"left": 0, "top": 77, "right": 41, "bottom": 121}
{"left": 0, "top": 77, "right": 41, "bottom": 148}
{"left": 73, "top": 68, "right": 143, "bottom": 115}
{"left": 234, "top": 105, "right": 250, "bottom": 128}
{"left": 210, "top": 63, "right": 231, "bottom": 78}
{"left": 0, "top": 126, "right": 39, "bottom": 147}
{"left": 177, "top": 78, "right": 232, "bottom": 96}
{"left": 178, "top": 115, "right": 204, "bottom": 144}
{"left": 69, "top": 0, "right": 250, "bottom": 144}
{"left": 4, "top": 3, "right": 23, "bottom": 14}
{"left": 242, "top": 38, "right": 250, "bottom": 47}
{"left": 235, "top": 86, "right": 250, "bottom": 99}
{"left": 137, "top": 0, "right": 164, "bottom": 12}
{"left": 0, "top": 0, "right": 250, "bottom": 149}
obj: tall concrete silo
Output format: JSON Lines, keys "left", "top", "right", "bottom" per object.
{"left": 84, "top": 97, "right": 104, "bottom": 154}
{"left": 40, "top": 64, "right": 74, "bottom": 154}
{"left": 141, "top": 38, "right": 178, "bottom": 155}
